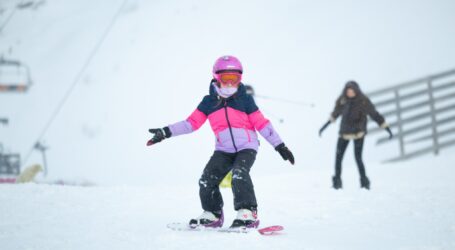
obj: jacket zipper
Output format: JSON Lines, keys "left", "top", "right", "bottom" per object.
{"left": 224, "top": 100, "right": 238, "bottom": 152}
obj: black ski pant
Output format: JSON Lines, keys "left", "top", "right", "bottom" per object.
{"left": 199, "top": 149, "right": 257, "bottom": 212}
{"left": 334, "top": 137, "right": 367, "bottom": 178}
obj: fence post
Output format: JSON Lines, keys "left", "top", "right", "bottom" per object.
{"left": 394, "top": 90, "right": 405, "bottom": 157}
{"left": 427, "top": 80, "right": 439, "bottom": 155}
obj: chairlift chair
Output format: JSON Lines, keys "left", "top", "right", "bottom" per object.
{"left": 0, "top": 57, "right": 32, "bottom": 92}
{"left": 0, "top": 144, "right": 21, "bottom": 182}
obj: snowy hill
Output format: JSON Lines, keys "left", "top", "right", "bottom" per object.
{"left": 1, "top": 156, "right": 455, "bottom": 250}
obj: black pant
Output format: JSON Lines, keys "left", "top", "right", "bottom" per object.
{"left": 334, "top": 137, "right": 367, "bottom": 178}
{"left": 199, "top": 149, "right": 257, "bottom": 212}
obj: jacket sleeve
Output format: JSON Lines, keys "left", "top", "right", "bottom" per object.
{"left": 365, "top": 97, "right": 387, "bottom": 128}
{"left": 168, "top": 97, "right": 208, "bottom": 137}
{"left": 246, "top": 96, "right": 283, "bottom": 147}
{"left": 330, "top": 96, "right": 345, "bottom": 122}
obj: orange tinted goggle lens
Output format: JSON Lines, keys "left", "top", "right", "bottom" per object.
{"left": 220, "top": 73, "right": 241, "bottom": 85}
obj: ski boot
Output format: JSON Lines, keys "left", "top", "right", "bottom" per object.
{"left": 189, "top": 210, "right": 224, "bottom": 228}
{"left": 230, "top": 209, "right": 260, "bottom": 229}
{"left": 332, "top": 176, "right": 342, "bottom": 189}
{"left": 360, "top": 176, "right": 370, "bottom": 190}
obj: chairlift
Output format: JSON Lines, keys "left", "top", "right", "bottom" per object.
{"left": 0, "top": 116, "right": 21, "bottom": 182}
{"left": 0, "top": 143, "right": 21, "bottom": 182}
{"left": 0, "top": 56, "right": 32, "bottom": 92}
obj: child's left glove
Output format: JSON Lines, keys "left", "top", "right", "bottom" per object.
{"left": 275, "top": 143, "right": 295, "bottom": 165}
{"left": 147, "top": 127, "right": 172, "bottom": 146}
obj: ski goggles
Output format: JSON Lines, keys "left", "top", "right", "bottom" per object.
{"left": 218, "top": 72, "right": 242, "bottom": 87}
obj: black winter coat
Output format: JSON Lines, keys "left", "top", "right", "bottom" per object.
{"left": 331, "top": 81, "right": 385, "bottom": 135}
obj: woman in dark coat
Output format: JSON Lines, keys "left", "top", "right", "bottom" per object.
{"left": 319, "top": 81, "right": 393, "bottom": 190}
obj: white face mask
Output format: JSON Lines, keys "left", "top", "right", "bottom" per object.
{"left": 213, "top": 83, "right": 238, "bottom": 98}
{"left": 219, "top": 87, "right": 238, "bottom": 97}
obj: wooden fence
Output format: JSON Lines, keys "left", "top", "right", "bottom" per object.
{"left": 367, "top": 68, "right": 455, "bottom": 162}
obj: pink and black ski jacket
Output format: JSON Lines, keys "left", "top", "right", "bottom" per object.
{"left": 168, "top": 81, "right": 282, "bottom": 153}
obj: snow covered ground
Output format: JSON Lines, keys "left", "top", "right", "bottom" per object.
{"left": 1, "top": 155, "right": 454, "bottom": 250}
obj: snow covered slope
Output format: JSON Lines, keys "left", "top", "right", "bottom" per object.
{"left": 1, "top": 156, "right": 455, "bottom": 250}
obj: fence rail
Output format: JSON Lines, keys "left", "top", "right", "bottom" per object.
{"left": 367, "top": 68, "right": 455, "bottom": 162}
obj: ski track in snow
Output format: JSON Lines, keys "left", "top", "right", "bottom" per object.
{"left": 1, "top": 158, "right": 455, "bottom": 250}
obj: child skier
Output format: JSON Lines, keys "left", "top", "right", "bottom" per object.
{"left": 319, "top": 81, "right": 393, "bottom": 190}
{"left": 146, "top": 55, "right": 294, "bottom": 229}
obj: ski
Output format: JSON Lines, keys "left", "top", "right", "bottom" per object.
{"left": 166, "top": 223, "right": 284, "bottom": 235}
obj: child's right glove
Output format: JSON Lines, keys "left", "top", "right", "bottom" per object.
{"left": 275, "top": 143, "right": 295, "bottom": 165}
{"left": 146, "top": 127, "right": 171, "bottom": 146}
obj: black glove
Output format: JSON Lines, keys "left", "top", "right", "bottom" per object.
{"left": 385, "top": 127, "right": 393, "bottom": 140}
{"left": 275, "top": 143, "right": 295, "bottom": 165}
{"left": 147, "top": 127, "right": 171, "bottom": 146}
{"left": 319, "top": 121, "right": 331, "bottom": 137}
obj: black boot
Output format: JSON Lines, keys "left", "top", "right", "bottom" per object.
{"left": 332, "top": 176, "right": 342, "bottom": 190}
{"left": 360, "top": 176, "right": 370, "bottom": 190}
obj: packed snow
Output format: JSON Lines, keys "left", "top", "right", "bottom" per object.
{"left": 1, "top": 156, "right": 455, "bottom": 249}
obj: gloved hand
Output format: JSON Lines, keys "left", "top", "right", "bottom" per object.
{"left": 147, "top": 127, "right": 171, "bottom": 146}
{"left": 385, "top": 127, "right": 393, "bottom": 140}
{"left": 275, "top": 143, "right": 295, "bottom": 165}
{"left": 319, "top": 121, "right": 331, "bottom": 137}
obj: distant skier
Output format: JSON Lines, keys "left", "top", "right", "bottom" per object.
{"left": 146, "top": 56, "right": 294, "bottom": 229}
{"left": 319, "top": 81, "right": 393, "bottom": 190}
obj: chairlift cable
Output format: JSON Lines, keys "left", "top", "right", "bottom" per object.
{"left": 0, "top": 1, "right": 21, "bottom": 33}
{"left": 22, "top": 0, "right": 129, "bottom": 167}
{"left": 254, "top": 94, "right": 315, "bottom": 108}
{"left": 260, "top": 107, "right": 285, "bottom": 124}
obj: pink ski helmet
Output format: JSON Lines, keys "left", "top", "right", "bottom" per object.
{"left": 212, "top": 55, "right": 243, "bottom": 82}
